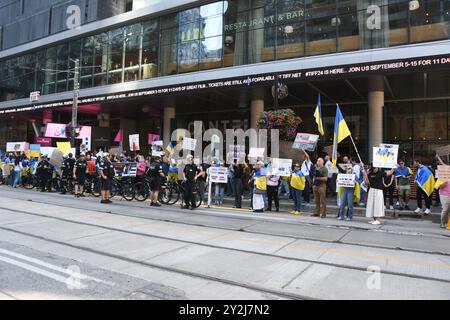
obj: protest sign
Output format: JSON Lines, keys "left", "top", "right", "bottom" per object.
{"left": 40, "top": 147, "right": 56, "bottom": 158}
{"left": 129, "top": 134, "right": 140, "bottom": 151}
{"left": 337, "top": 174, "right": 356, "bottom": 188}
{"left": 248, "top": 148, "right": 265, "bottom": 158}
{"left": 109, "top": 147, "right": 120, "bottom": 156}
{"left": 56, "top": 142, "right": 72, "bottom": 154}
{"left": 269, "top": 158, "right": 292, "bottom": 177}
{"left": 2, "top": 163, "right": 10, "bottom": 176}
{"left": 148, "top": 134, "right": 161, "bottom": 145}
{"left": 49, "top": 149, "right": 64, "bottom": 173}
{"left": 373, "top": 144, "right": 399, "bottom": 168}
{"left": 112, "top": 162, "right": 137, "bottom": 177}
{"left": 292, "top": 133, "right": 319, "bottom": 151}
{"left": 30, "top": 144, "right": 41, "bottom": 158}
{"left": 208, "top": 166, "right": 228, "bottom": 184}
{"left": 182, "top": 137, "right": 197, "bottom": 151}
{"left": 437, "top": 165, "right": 450, "bottom": 180}
{"left": 6, "top": 142, "right": 29, "bottom": 152}
{"left": 151, "top": 140, "right": 165, "bottom": 157}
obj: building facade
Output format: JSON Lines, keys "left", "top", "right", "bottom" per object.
{"left": 0, "top": 0, "right": 449, "bottom": 162}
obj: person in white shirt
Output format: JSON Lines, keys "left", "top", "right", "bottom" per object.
{"left": 301, "top": 150, "right": 312, "bottom": 204}
{"left": 324, "top": 155, "right": 335, "bottom": 197}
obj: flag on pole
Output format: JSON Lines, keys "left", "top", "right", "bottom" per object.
{"left": 166, "top": 142, "right": 174, "bottom": 155}
{"left": 314, "top": 94, "right": 324, "bottom": 136}
{"left": 114, "top": 129, "right": 123, "bottom": 143}
{"left": 332, "top": 105, "right": 351, "bottom": 165}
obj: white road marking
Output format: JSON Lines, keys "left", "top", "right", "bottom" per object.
{"left": 0, "top": 248, "right": 115, "bottom": 287}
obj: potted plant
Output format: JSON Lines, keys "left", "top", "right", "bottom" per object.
{"left": 258, "top": 108, "right": 303, "bottom": 160}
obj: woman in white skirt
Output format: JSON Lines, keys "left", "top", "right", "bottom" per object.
{"left": 363, "top": 165, "right": 395, "bottom": 225}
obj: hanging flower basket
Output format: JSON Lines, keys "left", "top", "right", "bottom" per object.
{"left": 258, "top": 108, "right": 302, "bottom": 141}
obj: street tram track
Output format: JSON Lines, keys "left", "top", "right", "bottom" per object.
{"left": 0, "top": 204, "right": 449, "bottom": 285}
{"left": 1, "top": 189, "right": 449, "bottom": 257}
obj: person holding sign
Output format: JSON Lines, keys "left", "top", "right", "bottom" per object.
{"left": 435, "top": 154, "right": 449, "bottom": 229}
{"left": 363, "top": 165, "right": 395, "bottom": 225}
{"left": 338, "top": 166, "right": 355, "bottom": 221}
{"left": 312, "top": 158, "right": 328, "bottom": 218}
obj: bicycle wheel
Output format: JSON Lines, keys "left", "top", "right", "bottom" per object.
{"left": 160, "top": 184, "right": 180, "bottom": 205}
{"left": 193, "top": 192, "right": 203, "bottom": 208}
{"left": 121, "top": 180, "right": 135, "bottom": 201}
{"left": 22, "top": 175, "right": 35, "bottom": 189}
{"left": 134, "top": 182, "right": 149, "bottom": 202}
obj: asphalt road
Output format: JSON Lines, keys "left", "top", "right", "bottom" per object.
{"left": 0, "top": 186, "right": 449, "bottom": 300}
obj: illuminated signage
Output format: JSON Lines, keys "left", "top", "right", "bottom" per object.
{"left": 1, "top": 54, "right": 450, "bottom": 115}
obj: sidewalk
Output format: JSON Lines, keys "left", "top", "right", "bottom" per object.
{"left": 210, "top": 192, "right": 443, "bottom": 222}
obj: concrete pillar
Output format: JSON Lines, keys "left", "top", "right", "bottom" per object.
{"left": 163, "top": 96, "right": 176, "bottom": 145}
{"left": 368, "top": 75, "right": 384, "bottom": 161}
{"left": 250, "top": 87, "right": 265, "bottom": 130}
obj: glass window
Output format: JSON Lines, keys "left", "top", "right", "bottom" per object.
{"left": 200, "top": 36, "right": 223, "bottom": 70}
{"left": 94, "top": 33, "right": 108, "bottom": 87}
{"left": 178, "top": 40, "right": 199, "bottom": 73}
{"left": 81, "top": 37, "right": 94, "bottom": 89}
{"left": 108, "top": 28, "right": 124, "bottom": 84}
{"left": 410, "top": 0, "right": 450, "bottom": 43}
{"left": 386, "top": 102, "right": 413, "bottom": 142}
{"left": 43, "top": 47, "right": 57, "bottom": 95}
{"left": 68, "top": 40, "right": 81, "bottom": 91}
{"left": 124, "top": 24, "right": 142, "bottom": 82}
{"left": 414, "top": 101, "right": 447, "bottom": 141}
{"left": 141, "top": 20, "right": 159, "bottom": 79}
{"left": 56, "top": 44, "right": 68, "bottom": 92}
{"left": 338, "top": 0, "right": 359, "bottom": 52}
{"left": 276, "top": 21, "right": 305, "bottom": 60}
{"left": 200, "top": 1, "right": 225, "bottom": 18}
{"left": 160, "top": 44, "right": 178, "bottom": 76}
{"left": 387, "top": 1, "right": 409, "bottom": 46}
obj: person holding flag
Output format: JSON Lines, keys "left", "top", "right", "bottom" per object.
{"left": 413, "top": 159, "right": 435, "bottom": 215}
{"left": 166, "top": 142, "right": 174, "bottom": 155}
{"left": 332, "top": 105, "right": 351, "bottom": 166}
{"left": 314, "top": 94, "right": 325, "bottom": 136}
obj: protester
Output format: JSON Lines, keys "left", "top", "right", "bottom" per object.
{"left": 266, "top": 172, "right": 280, "bottom": 212}
{"left": 251, "top": 161, "right": 267, "bottom": 213}
{"left": 363, "top": 165, "right": 395, "bottom": 225}
{"left": 232, "top": 160, "right": 244, "bottom": 208}
{"left": 12, "top": 157, "right": 23, "bottom": 188}
{"left": 312, "top": 158, "right": 328, "bottom": 218}
{"left": 338, "top": 166, "right": 355, "bottom": 221}
{"left": 290, "top": 162, "right": 305, "bottom": 215}
{"left": 278, "top": 175, "right": 291, "bottom": 199}
{"left": 435, "top": 154, "right": 450, "bottom": 228}
{"left": 73, "top": 153, "right": 88, "bottom": 197}
{"left": 414, "top": 159, "right": 433, "bottom": 215}
{"left": 301, "top": 150, "right": 313, "bottom": 204}
{"left": 383, "top": 171, "right": 396, "bottom": 210}
{"left": 195, "top": 162, "right": 207, "bottom": 203}
{"left": 136, "top": 155, "right": 148, "bottom": 178}
{"left": 37, "top": 155, "right": 52, "bottom": 192}
{"left": 161, "top": 155, "right": 170, "bottom": 177}
{"left": 212, "top": 160, "right": 224, "bottom": 205}
{"left": 395, "top": 160, "right": 412, "bottom": 211}
{"left": 324, "top": 155, "right": 335, "bottom": 197}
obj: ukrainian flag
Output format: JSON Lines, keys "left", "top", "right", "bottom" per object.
{"left": 166, "top": 142, "right": 174, "bottom": 155}
{"left": 314, "top": 94, "right": 324, "bottom": 136}
{"left": 415, "top": 165, "right": 435, "bottom": 196}
{"left": 332, "top": 105, "right": 351, "bottom": 165}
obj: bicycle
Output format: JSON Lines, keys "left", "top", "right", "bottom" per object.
{"left": 110, "top": 176, "right": 135, "bottom": 201}
{"left": 178, "top": 181, "right": 203, "bottom": 209}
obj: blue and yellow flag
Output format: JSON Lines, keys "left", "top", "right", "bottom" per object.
{"left": 314, "top": 94, "right": 324, "bottom": 136}
{"left": 332, "top": 105, "right": 351, "bottom": 165}
{"left": 166, "top": 142, "right": 174, "bottom": 155}
{"left": 415, "top": 165, "right": 435, "bottom": 196}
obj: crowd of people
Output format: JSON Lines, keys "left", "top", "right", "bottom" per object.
{"left": 0, "top": 149, "right": 448, "bottom": 229}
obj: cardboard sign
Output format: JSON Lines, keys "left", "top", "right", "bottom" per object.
{"left": 109, "top": 147, "right": 120, "bottom": 156}
{"left": 373, "top": 144, "right": 399, "bottom": 169}
{"left": 182, "top": 137, "right": 197, "bottom": 151}
{"left": 248, "top": 148, "right": 265, "bottom": 158}
{"left": 56, "top": 142, "right": 72, "bottom": 154}
{"left": 112, "top": 162, "right": 137, "bottom": 177}
{"left": 437, "top": 165, "right": 450, "bottom": 180}
{"left": 6, "top": 142, "right": 29, "bottom": 152}
{"left": 292, "top": 133, "right": 320, "bottom": 151}
{"left": 30, "top": 144, "right": 41, "bottom": 158}
{"left": 129, "top": 134, "right": 140, "bottom": 151}
{"left": 2, "top": 163, "right": 10, "bottom": 176}
{"left": 49, "top": 149, "right": 64, "bottom": 172}
{"left": 208, "top": 166, "right": 228, "bottom": 184}
{"left": 40, "top": 147, "right": 56, "bottom": 158}
{"left": 436, "top": 145, "right": 450, "bottom": 157}
{"left": 269, "top": 158, "right": 292, "bottom": 177}
{"left": 148, "top": 134, "right": 161, "bottom": 145}
{"left": 151, "top": 140, "right": 165, "bottom": 157}
{"left": 337, "top": 174, "right": 356, "bottom": 188}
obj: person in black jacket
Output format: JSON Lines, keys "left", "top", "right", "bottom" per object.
{"left": 183, "top": 155, "right": 198, "bottom": 210}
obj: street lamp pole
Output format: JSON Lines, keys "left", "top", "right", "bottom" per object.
{"left": 71, "top": 59, "right": 80, "bottom": 147}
